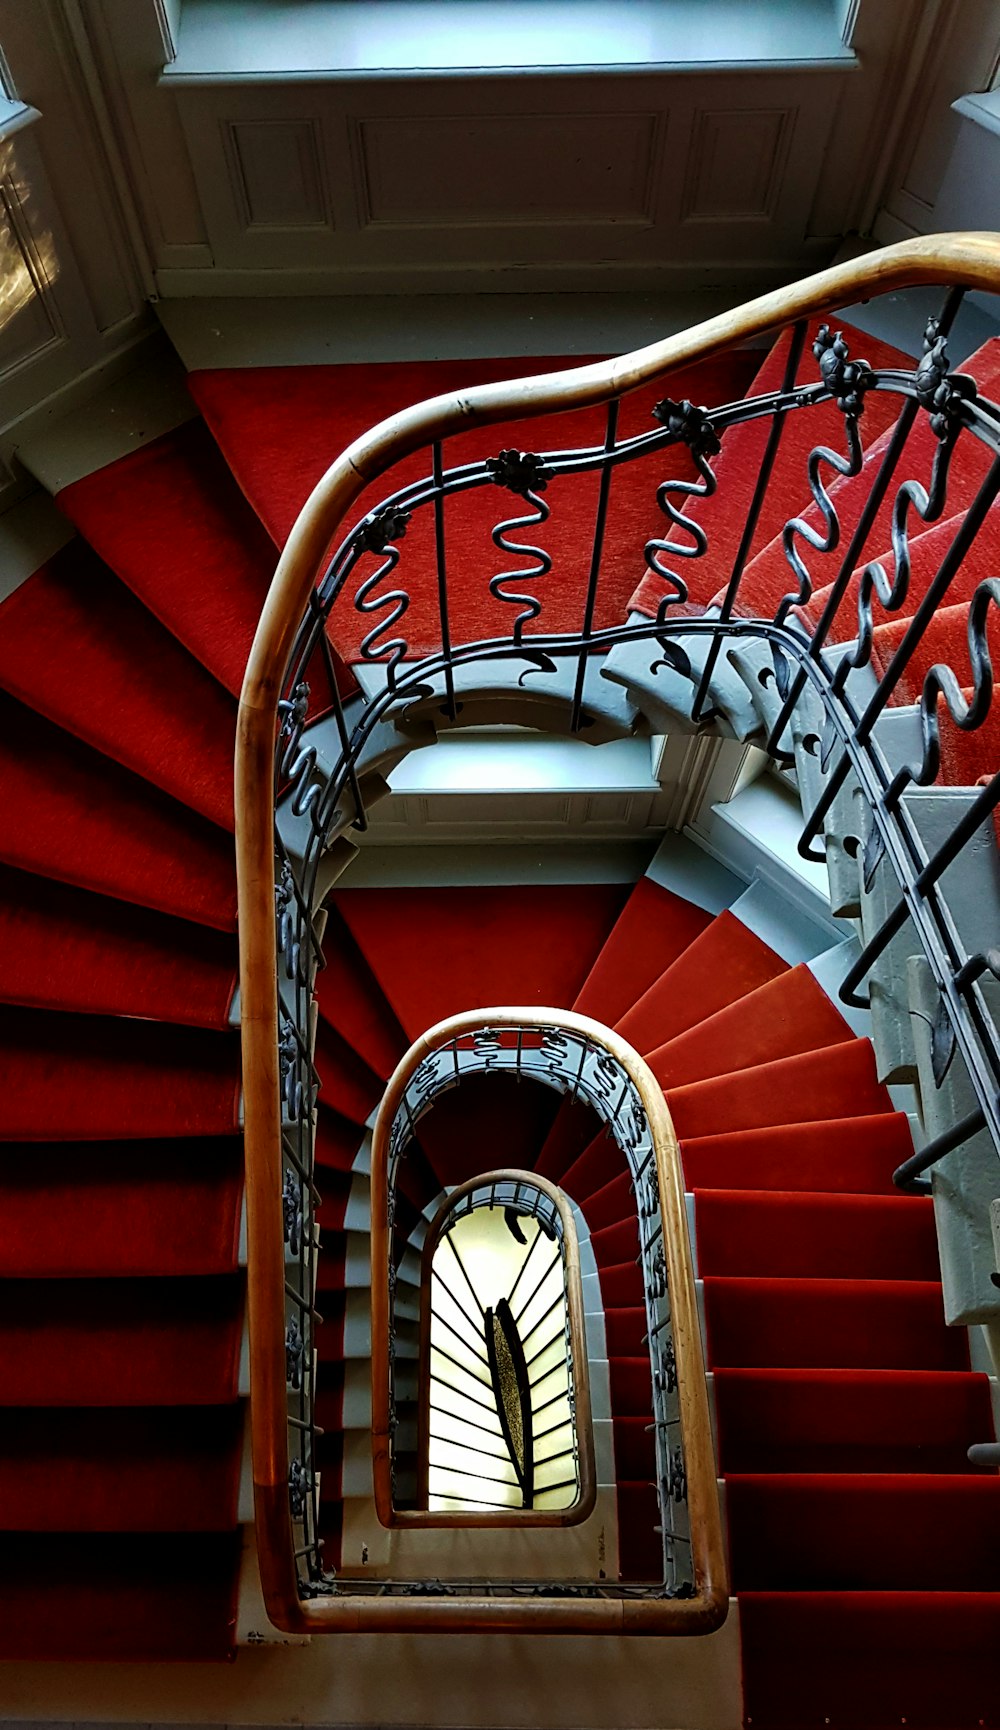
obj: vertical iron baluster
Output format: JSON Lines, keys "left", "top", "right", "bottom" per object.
{"left": 856, "top": 454, "right": 1000, "bottom": 756}
{"left": 691, "top": 319, "right": 808, "bottom": 722}
{"left": 767, "top": 285, "right": 968, "bottom": 754}
{"left": 570, "top": 399, "right": 619, "bottom": 733}
{"left": 432, "top": 441, "right": 457, "bottom": 722}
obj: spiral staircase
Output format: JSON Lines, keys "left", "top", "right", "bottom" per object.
{"left": 1, "top": 235, "right": 999, "bottom": 1728}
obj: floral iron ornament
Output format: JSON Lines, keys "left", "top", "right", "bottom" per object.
{"left": 813, "top": 325, "right": 874, "bottom": 417}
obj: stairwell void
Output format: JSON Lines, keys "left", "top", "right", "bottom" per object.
{"left": 1, "top": 232, "right": 999, "bottom": 1726}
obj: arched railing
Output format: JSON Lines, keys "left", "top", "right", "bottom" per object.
{"left": 237, "top": 233, "right": 1000, "bottom": 1632}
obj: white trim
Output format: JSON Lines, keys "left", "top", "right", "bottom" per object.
{"left": 167, "top": 0, "right": 856, "bottom": 82}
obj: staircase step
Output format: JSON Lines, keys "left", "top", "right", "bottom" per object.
{"left": 646, "top": 963, "right": 853, "bottom": 1090}
{"left": 413, "top": 1069, "right": 564, "bottom": 1191}
{"left": 0, "top": 540, "right": 238, "bottom": 830}
{"left": 713, "top": 1367, "right": 997, "bottom": 1474}
{"left": 583, "top": 1169, "right": 633, "bottom": 1234}
{"left": 0, "top": 864, "right": 237, "bottom": 1027}
{"left": 627, "top": 318, "right": 913, "bottom": 621}
{"left": 738, "top": 1589, "right": 1000, "bottom": 1729}
{"left": 598, "top": 1260, "right": 645, "bottom": 1307}
{"left": 611, "top": 1415, "right": 659, "bottom": 1482}
{"left": 555, "top": 1123, "right": 623, "bottom": 1197}
{"left": 607, "top": 1357, "right": 655, "bottom": 1417}
{"left": 0, "top": 1531, "right": 240, "bottom": 1660}
{"left": 800, "top": 498, "right": 1000, "bottom": 652}
{"left": 726, "top": 1474, "right": 1000, "bottom": 1591}
{"left": 332, "top": 883, "right": 629, "bottom": 1042}
{"left": 703, "top": 1276, "right": 966, "bottom": 1371}
{"left": 571, "top": 875, "right": 713, "bottom": 1026}
{"left": 315, "top": 906, "right": 409, "bottom": 1080}
{"left": 0, "top": 1404, "right": 243, "bottom": 1530}
{"left": 314, "top": 1017, "right": 385, "bottom": 1129}
{"left": 604, "top": 1305, "right": 647, "bottom": 1357}
{"left": 680, "top": 1111, "right": 913, "bottom": 1194}
{"left": 693, "top": 1190, "right": 938, "bottom": 1280}
{"left": 189, "top": 350, "right": 760, "bottom": 661}
{"left": 616, "top": 910, "right": 787, "bottom": 1055}
{"left": 0, "top": 1274, "right": 243, "bottom": 1404}
{"left": 533, "top": 1096, "right": 607, "bottom": 1184}
{"left": 0, "top": 695, "right": 237, "bottom": 931}
{"left": 727, "top": 334, "right": 1000, "bottom": 623}
{"left": 0, "top": 1007, "right": 240, "bottom": 1140}
{"left": 615, "top": 1481, "right": 662, "bottom": 1581}
{"left": 54, "top": 420, "right": 292, "bottom": 698}
{"left": 0, "top": 1137, "right": 243, "bottom": 1278}
{"left": 666, "top": 1038, "right": 891, "bottom": 1141}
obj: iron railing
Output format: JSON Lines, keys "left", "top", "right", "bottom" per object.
{"left": 368, "top": 1010, "right": 711, "bottom": 1602}
{"left": 418, "top": 1171, "right": 586, "bottom": 1519}
{"left": 237, "top": 233, "right": 1000, "bottom": 1633}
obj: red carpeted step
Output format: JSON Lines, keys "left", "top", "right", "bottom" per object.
{"left": 571, "top": 876, "right": 713, "bottom": 1025}
{"left": 0, "top": 1274, "right": 243, "bottom": 1404}
{"left": 315, "top": 1360, "right": 346, "bottom": 1435}
{"left": 612, "top": 1416, "right": 658, "bottom": 1482}
{"left": 599, "top": 1260, "right": 645, "bottom": 1307}
{"left": 0, "top": 1137, "right": 243, "bottom": 1278}
{"left": 715, "top": 334, "right": 1000, "bottom": 624}
{"left": 0, "top": 1530, "right": 240, "bottom": 1661}
{"left": 415, "top": 1071, "right": 562, "bottom": 1191}
{"left": 870, "top": 595, "right": 1000, "bottom": 708}
{"left": 799, "top": 501, "right": 1000, "bottom": 654}
{"left": 646, "top": 963, "right": 852, "bottom": 1090}
{"left": 0, "top": 542, "right": 237, "bottom": 829}
{"left": 590, "top": 1217, "right": 641, "bottom": 1268}
{"left": 608, "top": 1357, "right": 656, "bottom": 1416}
{"left": 938, "top": 682, "right": 1000, "bottom": 789}
{"left": 703, "top": 1276, "right": 966, "bottom": 1371}
{"left": 315, "top": 1104, "right": 365, "bottom": 1176}
{"left": 190, "top": 351, "right": 760, "bottom": 658}
{"left": 331, "top": 883, "right": 629, "bottom": 1040}
{"left": 694, "top": 1189, "right": 939, "bottom": 1281}
{"left": 628, "top": 319, "right": 913, "bottom": 620}
{"left": 315, "top": 910, "right": 408, "bottom": 1080}
{"left": 666, "top": 1038, "right": 891, "bottom": 1141}
{"left": 0, "top": 695, "right": 237, "bottom": 931}
{"left": 315, "top": 1231, "right": 348, "bottom": 1296}
{"left": 713, "top": 1367, "right": 996, "bottom": 1475}
{"left": 679, "top": 1111, "right": 913, "bottom": 1194}
{"left": 314, "top": 1017, "right": 385, "bottom": 1128}
{"left": 533, "top": 1096, "right": 608, "bottom": 1184}
{"left": 0, "top": 864, "right": 237, "bottom": 1027}
{"left": 56, "top": 421, "right": 286, "bottom": 698}
{"left": 582, "top": 1169, "right": 633, "bottom": 1234}
{"left": 554, "top": 1123, "right": 622, "bottom": 1196}
{"left": 615, "top": 1481, "right": 662, "bottom": 1580}
{"left": 0, "top": 1404, "right": 243, "bottom": 1530}
{"left": 616, "top": 910, "right": 787, "bottom": 1055}
{"left": 316, "top": 1168, "right": 354, "bottom": 1237}
{"left": 604, "top": 1306, "right": 647, "bottom": 1358}
{"left": 727, "top": 1474, "right": 1000, "bottom": 1590}
{"left": 0, "top": 1008, "right": 240, "bottom": 1141}
{"left": 738, "top": 1589, "right": 1000, "bottom": 1729}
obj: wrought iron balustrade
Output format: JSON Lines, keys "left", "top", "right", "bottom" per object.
{"left": 419, "top": 1171, "right": 586, "bottom": 1519}
{"left": 369, "top": 1009, "right": 713, "bottom": 1606}
{"left": 236, "top": 232, "right": 1000, "bottom": 1634}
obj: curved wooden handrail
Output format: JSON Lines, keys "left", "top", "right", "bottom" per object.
{"left": 237, "top": 234, "right": 1000, "bottom": 1634}
{"left": 408, "top": 1167, "right": 595, "bottom": 1526}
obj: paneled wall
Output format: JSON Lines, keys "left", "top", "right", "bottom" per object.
{"left": 0, "top": 0, "right": 972, "bottom": 508}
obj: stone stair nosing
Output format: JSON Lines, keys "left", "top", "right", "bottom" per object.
{"left": 908, "top": 955, "right": 1000, "bottom": 1332}
{"left": 360, "top": 651, "right": 642, "bottom": 744}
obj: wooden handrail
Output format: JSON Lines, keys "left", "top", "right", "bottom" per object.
{"left": 391, "top": 1163, "right": 595, "bottom": 1527}
{"left": 236, "top": 234, "right": 1000, "bottom": 1634}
